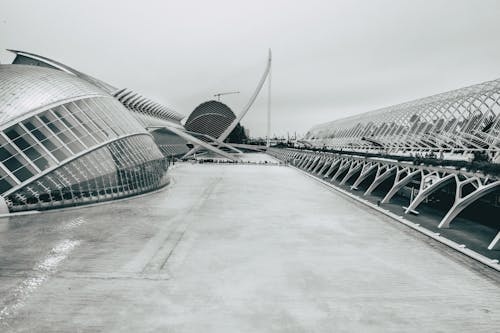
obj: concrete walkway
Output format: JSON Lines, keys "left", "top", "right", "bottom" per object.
{"left": 0, "top": 162, "right": 499, "bottom": 332}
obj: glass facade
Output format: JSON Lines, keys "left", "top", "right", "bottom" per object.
{"left": 0, "top": 96, "right": 168, "bottom": 212}
{"left": 6, "top": 135, "right": 167, "bottom": 212}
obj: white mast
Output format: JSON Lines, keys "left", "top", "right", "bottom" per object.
{"left": 182, "top": 49, "right": 273, "bottom": 159}
{"left": 266, "top": 49, "right": 272, "bottom": 147}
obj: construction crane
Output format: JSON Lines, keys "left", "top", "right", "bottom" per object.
{"left": 214, "top": 91, "right": 240, "bottom": 101}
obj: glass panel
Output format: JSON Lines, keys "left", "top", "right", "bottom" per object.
{"left": 0, "top": 167, "right": 16, "bottom": 193}
{"left": 71, "top": 102, "right": 107, "bottom": 142}
{"left": 39, "top": 112, "right": 85, "bottom": 154}
{"left": 0, "top": 137, "right": 36, "bottom": 182}
{"left": 6, "top": 135, "right": 167, "bottom": 212}
{"left": 85, "top": 99, "right": 121, "bottom": 136}
{"left": 5, "top": 124, "right": 56, "bottom": 170}
{"left": 23, "top": 118, "right": 72, "bottom": 162}
{"left": 64, "top": 102, "right": 102, "bottom": 144}
{"left": 77, "top": 100, "right": 114, "bottom": 139}
{"left": 53, "top": 106, "right": 92, "bottom": 149}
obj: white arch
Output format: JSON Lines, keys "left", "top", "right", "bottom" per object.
{"left": 438, "top": 180, "right": 500, "bottom": 228}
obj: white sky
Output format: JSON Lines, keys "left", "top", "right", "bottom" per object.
{"left": 2, "top": 0, "right": 500, "bottom": 137}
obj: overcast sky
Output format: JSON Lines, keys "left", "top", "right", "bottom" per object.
{"left": 2, "top": 0, "right": 500, "bottom": 137}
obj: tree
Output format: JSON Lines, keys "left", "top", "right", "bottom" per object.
{"left": 225, "top": 123, "right": 248, "bottom": 144}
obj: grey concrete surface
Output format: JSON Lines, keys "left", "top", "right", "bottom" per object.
{"left": 321, "top": 173, "right": 500, "bottom": 260}
{"left": 0, "top": 160, "right": 499, "bottom": 332}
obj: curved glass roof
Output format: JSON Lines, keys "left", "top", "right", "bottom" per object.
{"left": 9, "top": 49, "right": 118, "bottom": 94}
{"left": 0, "top": 64, "right": 109, "bottom": 125}
{"left": 184, "top": 100, "right": 236, "bottom": 139}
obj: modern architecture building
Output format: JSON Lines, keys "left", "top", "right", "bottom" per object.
{"left": 268, "top": 76, "right": 500, "bottom": 251}
{"left": 0, "top": 49, "right": 273, "bottom": 212}
{"left": 185, "top": 101, "right": 237, "bottom": 141}
{"left": 0, "top": 64, "right": 169, "bottom": 213}
{"left": 305, "top": 78, "right": 500, "bottom": 162}
{"left": 9, "top": 50, "right": 190, "bottom": 159}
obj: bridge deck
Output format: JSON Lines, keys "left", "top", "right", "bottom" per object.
{"left": 0, "top": 157, "right": 499, "bottom": 332}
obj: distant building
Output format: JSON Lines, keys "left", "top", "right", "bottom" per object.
{"left": 185, "top": 100, "right": 236, "bottom": 140}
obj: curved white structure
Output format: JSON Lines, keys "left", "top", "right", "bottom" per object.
{"left": 306, "top": 77, "right": 500, "bottom": 161}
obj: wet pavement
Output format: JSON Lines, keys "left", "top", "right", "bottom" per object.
{"left": 0, "top": 156, "right": 499, "bottom": 332}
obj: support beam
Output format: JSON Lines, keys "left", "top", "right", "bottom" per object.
{"left": 152, "top": 126, "right": 239, "bottom": 161}
{"left": 404, "top": 173, "right": 455, "bottom": 214}
{"left": 297, "top": 155, "right": 309, "bottom": 168}
{"left": 381, "top": 168, "right": 420, "bottom": 204}
{"left": 351, "top": 163, "right": 378, "bottom": 190}
{"left": 364, "top": 165, "right": 397, "bottom": 196}
{"left": 324, "top": 159, "right": 341, "bottom": 178}
{"left": 317, "top": 160, "right": 332, "bottom": 176}
{"left": 307, "top": 157, "right": 321, "bottom": 172}
{"left": 488, "top": 232, "right": 500, "bottom": 250}
{"left": 340, "top": 161, "right": 363, "bottom": 185}
{"left": 182, "top": 131, "right": 244, "bottom": 154}
{"left": 488, "top": 231, "right": 500, "bottom": 250}
{"left": 438, "top": 180, "right": 500, "bottom": 228}
{"left": 303, "top": 156, "right": 315, "bottom": 170}
{"left": 312, "top": 158, "right": 326, "bottom": 174}
{"left": 331, "top": 160, "right": 350, "bottom": 182}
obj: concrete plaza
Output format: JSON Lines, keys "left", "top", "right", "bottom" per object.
{"left": 0, "top": 155, "right": 499, "bottom": 332}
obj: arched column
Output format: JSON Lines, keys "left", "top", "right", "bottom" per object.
{"left": 404, "top": 173, "right": 455, "bottom": 214}
{"left": 296, "top": 154, "right": 309, "bottom": 167}
{"left": 351, "top": 162, "right": 378, "bottom": 190}
{"left": 438, "top": 179, "right": 500, "bottom": 228}
{"left": 324, "top": 159, "right": 341, "bottom": 178}
{"left": 364, "top": 165, "right": 397, "bottom": 196}
{"left": 297, "top": 154, "right": 310, "bottom": 168}
{"left": 340, "top": 161, "right": 363, "bottom": 185}
{"left": 309, "top": 157, "right": 323, "bottom": 172}
{"left": 317, "top": 159, "right": 332, "bottom": 176}
{"left": 302, "top": 156, "right": 313, "bottom": 169}
{"left": 381, "top": 167, "right": 421, "bottom": 204}
{"left": 312, "top": 158, "right": 324, "bottom": 173}
{"left": 331, "top": 159, "right": 351, "bottom": 182}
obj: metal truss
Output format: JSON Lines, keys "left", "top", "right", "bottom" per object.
{"left": 114, "top": 88, "right": 184, "bottom": 125}
{"left": 305, "top": 78, "right": 500, "bottom": 161}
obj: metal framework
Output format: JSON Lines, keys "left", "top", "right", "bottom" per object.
{"left": 114, "top": 88, "right": 184, "bottom": 126}
{"left": 184, "top": 100, "right": 236, "bottom": 140}
{"left": 305, "top": 78, "right": 500, "bottom": 161}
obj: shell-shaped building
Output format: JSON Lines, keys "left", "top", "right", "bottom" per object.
{"left": 184, "top": 100, "right": 236, "bottom": 140}
{"left": 0, "top": 64, "right": 169, "bottom": 213}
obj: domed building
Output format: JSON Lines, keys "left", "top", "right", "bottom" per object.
{"left": 0, "top": 64, "right": 169, "bottom": 213}
{"left": 0, "top": 49, "right": 271, "bottom": 213}
{"left": 184, "top": 100, "right": 236, "bottom": 140}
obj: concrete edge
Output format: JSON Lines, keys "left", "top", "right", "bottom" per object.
{"left": 290, "top": 165, "right": 500, "bottom": 272}
{"left": 0, "top": 173, "right": 176, "bottom": 220}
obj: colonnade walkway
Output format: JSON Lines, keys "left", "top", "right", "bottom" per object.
{"left": 0, "top": 158, "right": 499, "bottom": 332}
